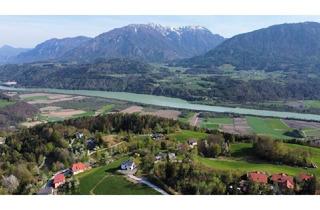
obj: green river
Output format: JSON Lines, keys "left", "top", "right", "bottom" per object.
{"left": 1, "top": 86, "right": 320, "bottom": 121}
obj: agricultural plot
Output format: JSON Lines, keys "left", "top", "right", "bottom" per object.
{"left": 198, "top": 142, "right": 320, "bottom": 177}
{"left": 221, "top": 118, "right": 251, "bottom": 135}
{"left": 75, "top": 157, "right": 159, "bottom": 195}
{"left": 200, "top": 117, "right": 233, "bottom": 129}
{"left": 169, "top": 130, "right": 208, "bottom": 142}
{"left": 19, "top": 92, "right": 86, "bottom": 105}
{"left": 0, "top": 99, "right": 14, "bottom": 108}
{"left": 304, "top": 100, "right": 320, "bottom": 109}
{"left": 143, "top": 109, "right": 181, "bottom": 120}
{"left": 246, "top": 116, "right": 293, "bottom": 139}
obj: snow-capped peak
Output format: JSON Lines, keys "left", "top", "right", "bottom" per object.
{"left": 127, "top": 23, "right": 210, "bottom": 36}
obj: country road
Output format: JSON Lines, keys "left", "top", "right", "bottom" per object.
{"left": 127, "top": 174, "right": 169, "bottom": 195}
{"left": 189, "top": 113, "right": 200, "bottom": 127}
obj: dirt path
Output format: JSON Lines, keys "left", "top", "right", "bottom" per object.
{"left": 189, "top": 113, "right": 200, "bottom": 127}
{"left": 127, "top": 174, "right": 169, "bottom": 195}
{"left": 89, "top": 175, "right": 111, "bottom": 195}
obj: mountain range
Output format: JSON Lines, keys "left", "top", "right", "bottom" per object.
{"left": 4, "top": 23, "right": 225, "bottom": 64}
{"left": 180, "top": 22, "right": 320, "bottom": 72}
{"left": 0, "top": 45, "right": 29, "bottom": 64}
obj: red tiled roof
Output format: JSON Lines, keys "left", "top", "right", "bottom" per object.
{"left": 271, "top": 173, "right": 294, "bottom": 188}
{"left": 299, "top": 173, "right": 313, "bottom": 181}
{"left": 72, "top": 162, "right": 87, "bottom": 172}
{"left": 53, "top": 173, "right": 65, "bottom": 184}
{"left": 248, "top": 171, "right": 268, "bottom": 184}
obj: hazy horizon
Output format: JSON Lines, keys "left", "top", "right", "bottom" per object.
{"left": 1, "top": 15, "right": 320, "bottom": 48}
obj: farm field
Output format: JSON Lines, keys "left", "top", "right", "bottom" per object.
{"left": 0, "top": 99, "right": 14, "bottom": 108}
{"left": 304, "top": 100, "right": 320, "bottom": 109}
{"left": 197, "top": 142, "right": 320, "bottom": 177}
{"left": 75, "top": 157, "right": 159, "bottom": 195}
{"left": 200, "top": 117, "right": 232, "bottom": 129}
{"left": 246, "top": 116, "right": 293, "bottom": 139}
{"left": 169, "top": 130, "right": 208, "bottom": 142}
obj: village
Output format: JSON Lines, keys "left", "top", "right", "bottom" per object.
{"left": 36, "top": 129, "right": 316, "bottom": 195}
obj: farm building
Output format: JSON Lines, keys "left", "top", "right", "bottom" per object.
{"left": 71, "top": 162, "right": 89, "bottom": 175}
{"left": 247, "top": 171, "right": 268, "bottom": 184}
{"left": 271, "top": 173, "right": 294, "bottom": 189}
{"left": 52, "top": 173, "right": 65, "bottom": 188}
{"left": 120, "top": 160, "right": 136, "bottom": 170}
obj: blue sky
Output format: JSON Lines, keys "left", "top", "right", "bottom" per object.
{"left": 1, "top": 16, "right": 320, "bottom": 48}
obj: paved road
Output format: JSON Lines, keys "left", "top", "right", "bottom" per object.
{"left": 127, "top": 174, "right": 169, "bottom": 195}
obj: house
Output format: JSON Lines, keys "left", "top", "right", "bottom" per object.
{"left": 120, "top": 160, "right": 136, "bottom": 170}
{"left": 75, "top": 132, "right": 84, "bottom": 139}
{"left": 168, "top": 153, "right": 176, "bottom": 160}
{"left": 0, "top": 137, "right": 5, "bottom": 145}
{"left": 151, "top": 133, "right": 164, "bottom": 140}
{"left": 52, "top": 173, "right": 65, "bottom": 188}
{"left": 37, "top": 187, "right": 54, "bottom": 195}
{"left": 71, "top": 162, "right": 88, "bottom": 175}
{"left": 271, "top": 173, "right": 294, "bottom": 189}
{"left": 187, "top": 139, "right": 198, "bottom": 148}
{"left": 155, "top": 152, "right": 166, "bottom": 161}
{"left": 299, "top": 173, "right": 313, "bottom": 182}
{"left": 247, "top": 171, "right": 268, "bottom": 184}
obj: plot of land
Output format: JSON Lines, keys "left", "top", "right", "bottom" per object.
{"left": 200, "top": 117, "right": 232, "bottom": 129}
{"left": 246, "top": 116, "right": 292, "bottom": 139}
{"left": 75, "top": 157, "right": 159, "bottom": 195}
{"left": 221, "top": 118, "right": 251, "bottom": 135}
{"left": 169, "top": 130, "right": 208, "bottom": 142}
{"left": 282, "top": 119, "right": 320, "bottom": 130}
{"left": 42, "top": 109, "right": 86, "bottom": 118}
{"left": 304, "top": 100, "right": 320, "bottom": 109}
{"left": 0, "top": 99, "right": 14, "bottom": 108}
{"left": 120, "top": 106, "right": 143, "bottom": 114}
{"left": 197, "top": 142, "right": 320, "bottom": 177}
{"left": 143, "top": 110, "right": 181, "bottom": 120}
{"left": 20, "top": 121, "right": 43, "bottom": 128}
{"left": 19, "top": 92, "right": 86, "bottom": 104}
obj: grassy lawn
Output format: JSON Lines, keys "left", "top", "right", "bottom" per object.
{"left": 75, "top": 157, "right": 159, "bottom": 195}
{"left": 198, "top": 142, "right": 320, "bottom": 177}
{"left": 98, "top": 104, "right": 114, "bottom": 114}
{"left": 169, "top": 130, "right": 208, "bottom": 142}
{"left": 304, "top": 100, "right": 320, "bottom": 109}
{"left": 197, "top": 156, "right": 311, "bottom": 176}
{"left": 0, "top": 99, "right": 14, "bottom": 108}
{"left": 304, "top": 128, "right": 320, "bottom": 137}
{"left": 37, "top": 114, "right": 64, "bottom": 122}
{"left": 229, "top": 143, "right": 253, "bottom": 157}
{"left": 71, "top": 111, "right": 95, "bottom": 119}
{"left": 246, "top": 116, "right": 293, "bottom": 139}
{"left": 93, "top": 175, "right": 160, "bottom": 195}
{"left": 200, "top": 117, "right": 233, "bottom": 129}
